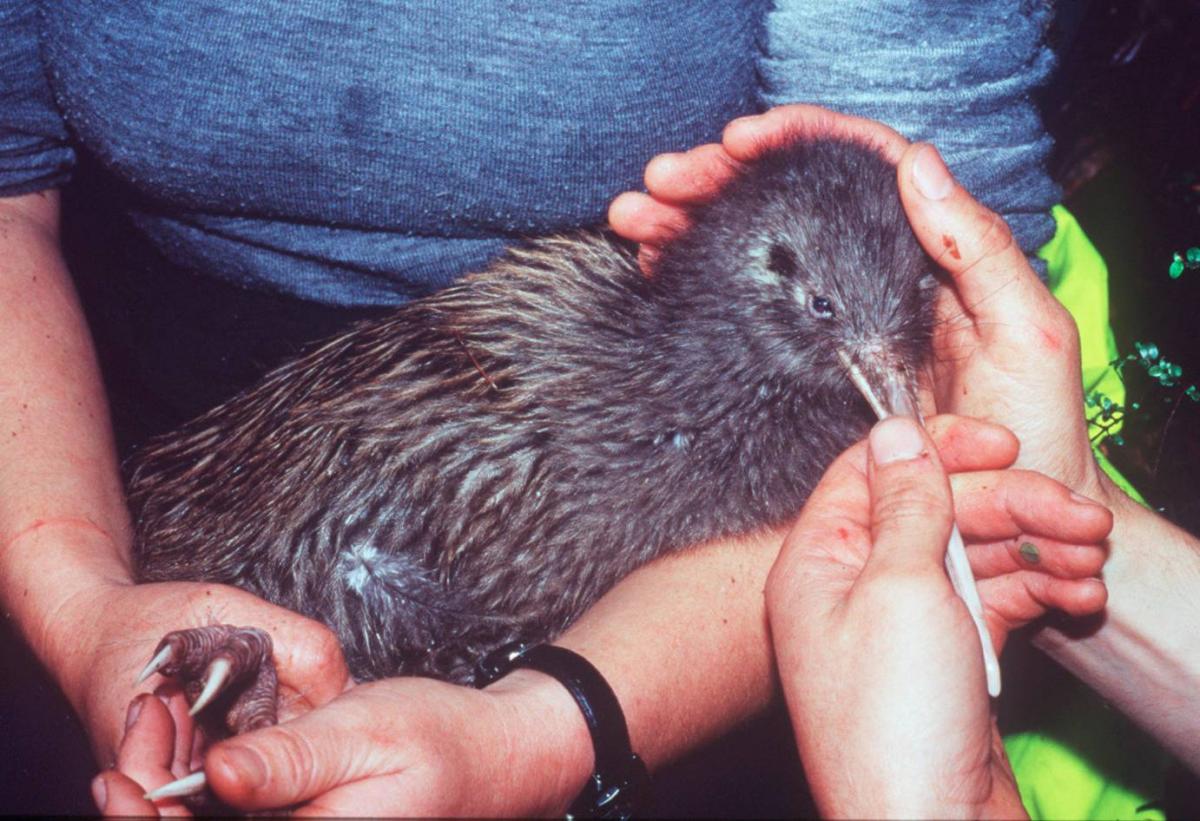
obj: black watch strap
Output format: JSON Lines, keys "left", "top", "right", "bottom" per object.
{"left": 476, "top": 642, "right": 651, "bottom": 819}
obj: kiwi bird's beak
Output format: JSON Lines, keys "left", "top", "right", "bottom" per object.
{"left": 836, "top": 349, "right": 916, "bottom": 419}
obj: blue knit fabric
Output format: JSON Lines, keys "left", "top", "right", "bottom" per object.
{"left": 1, "top": 1, "right": 1057, "bottom": 304}
{"left": 760, "top": 0, "right": 1060, "bottom": 276}
{"left": 0, "top": 1, "right": 73, "bottom": 194}
{"left": 3, "top": 1, "right": 766, "bottom": 304}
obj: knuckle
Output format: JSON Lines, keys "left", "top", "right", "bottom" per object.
{"left": 974, "top": 208, "right": 1016, "bottom": 261}
{"left": 1059, "top": 312, "right": 1083, "bottom": 355}
{"left": 291, "top": 620, "right": 346, "bottom": 678}
{"left": 311, "top": 624, "right": 345, "bottom": 666}
{"left": 874, "top": 485, "right": 952, "bottom": 531}
{"left": 270, "top": 729, "right": 321, "bottom": 791}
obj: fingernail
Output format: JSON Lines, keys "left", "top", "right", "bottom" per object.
{"left": 870, "top": 417, "right": 926, "bottom": 464}
{"left": 1069, "top": 490, "right": 1101, "bottom": 507}
{"left": 220, "top": 745, "right": 266, "bottom": 789}
{"left": 912, "top": 144, "right": 954, "bottom": 200}
{"left": 645, "top": 152, "right": 680, "bottom": 175}
{"left": 125, "top": 694, "right": 145, "bottom": 733}
{"left": 91, "top": 775, "right": 107, "bottom": 812}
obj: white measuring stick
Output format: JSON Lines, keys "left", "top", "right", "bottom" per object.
{"left": 838, "top": 352, "right": 1001, "bottom": 697}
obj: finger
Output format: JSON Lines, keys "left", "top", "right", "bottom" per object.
{"left": 950, "top": 469, "right": 1114, "bottom": 546}
{"left": 154, "top": 685, "right": 198, "bottom": 779}
{"left": 723, "top": 104, "right": 909, "bottom": 165}
{"left": 924, "top": 414, "right": 1018, "bottom": 474}
{"left": 897, "top": 142, "right": 1056, "bottom": 322}
{"left": 643, "top": 143, "right": 742, "bottom": 204}
{"left": 637, "top": 245, "right": 661, "bottom": 276}
{"left": 789, "top": 415, "right": 1019, "bottom": 547}
{"left": 94, "top": 771, "right": 170, "bottom": 818}
{"left": 291, "top": 780, "right": 410, "bottom": 818}
{"left": 979, "top": 573, "right": 1108, "bottom": 635}
{"left": 784, "top": 415, "right": 1001, "bottom": 541}
{"left": 206, "top": 696, "right": 375, "bottom": 811}
{"left": 116, "top": 694, "right": 192, "bottom": 816}
{"left": 273, "top": 618, "right": 351, "bottom": 717}
{"left": 607, "top": 191, "right": 691, "bottom": 246}
{"left": 967, "top": 537, "right": 1107, "bottom": 582}
{"left": 864, "top": 416, "right": 954, "bottom": 574}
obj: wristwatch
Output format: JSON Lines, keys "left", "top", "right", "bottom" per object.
{"left": 476, "top": 642, "right": 652, "bottom": 819}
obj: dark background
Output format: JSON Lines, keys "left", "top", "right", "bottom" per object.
{"left": 1045, "top": 0, "right": 1200, "bottom": 532}
{"left": 3, "top": 0, "right": 1200, "bottom": 815}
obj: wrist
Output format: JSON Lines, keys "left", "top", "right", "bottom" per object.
{"left": 0, "top": 519, "right": 131, "bottom": 701}
{"left": 484, "top": 667, "right": 596, "bottom": 815}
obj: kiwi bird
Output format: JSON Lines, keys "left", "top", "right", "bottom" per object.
{"left": 128, "top": 139, "right": 938, "bottom": 743}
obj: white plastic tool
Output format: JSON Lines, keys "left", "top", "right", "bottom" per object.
{"left": 838, "top": 351, "right": 1001, "bottom": 698}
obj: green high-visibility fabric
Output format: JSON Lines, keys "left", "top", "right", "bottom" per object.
{"left": 1003, "top": 205, "right": 1166, "bottom": 819}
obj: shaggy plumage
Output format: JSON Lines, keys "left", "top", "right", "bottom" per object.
{"left": 129, "top": 139, "right": 936, "bottom": 685}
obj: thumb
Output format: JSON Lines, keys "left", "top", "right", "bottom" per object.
{"left": 205, "top": 703, "right": 368, "bottom": 811}
{"left": 865, "top": 416, "right": 955, "bottom": 576}
{"left": 897, "top": 142, "right": 1052, "bottom": 322}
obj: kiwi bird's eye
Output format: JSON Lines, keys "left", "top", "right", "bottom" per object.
{"left": 767, "top": 244, "right": 798, "bottom": 278}
{"left": 810, "top": 295, "right": 835, "bottom": 318}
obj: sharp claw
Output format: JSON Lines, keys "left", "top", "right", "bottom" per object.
{"left": 144, "top": 769, "right": 207, "bottom": 801}
{"left": 188, "top": 657, "right": 233, "bottom": 716}
{"left": 135, "top": 644, "right": 175, "bottom": 685}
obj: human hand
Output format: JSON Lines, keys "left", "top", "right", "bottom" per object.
{"left": 55, "top": 579, "right": 350, "bottom": 774}
{"left": 610, "top": 107, "right": 1103, "bottom": 499}
{"left": 766, "top": 416, "right": 1107, "bottom": 818}
{"left": 97, "top": 669, "right": 592, "bottom": 817}
{"left": 895, "top": 142, "right": 1109, "bottom": 504}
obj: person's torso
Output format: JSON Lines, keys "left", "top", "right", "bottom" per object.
{"left": 42, "top": 1, "right": 766, "bottom": 303}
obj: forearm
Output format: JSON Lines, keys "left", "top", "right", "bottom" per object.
{"left": 1033, "top": 481, "right": 1200, "bottom": 772}
{"left": 539, "top": 526, "right": 784, "bottom": 806}
{"left": 186, "top": 528, "right": 786, "bottom": 818}
{"left": 0, "top": 191, "right": 132, "bottom": 679}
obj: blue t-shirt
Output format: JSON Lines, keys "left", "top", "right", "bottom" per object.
{"left": 0, "top": 0, "right": 1059, "bottom": 305}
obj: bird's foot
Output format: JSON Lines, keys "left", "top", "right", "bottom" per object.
{"left": 137, "top": 623, "right": 279, "bottom": 732}
{"left": 136, "top": 624, "right": 278, "bottom": 802}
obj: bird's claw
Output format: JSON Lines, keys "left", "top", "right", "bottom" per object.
{"left": 188, "top": 657, "right": 234, "bottom": 716}
{"left": 144, "top": 770, "right": 208, "bottom": 801}
{"left": 135, "top": 644, "right": 175, "bottom": 686}
{"left": 134, "top": 624, "right": 278, "bottom": 733}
